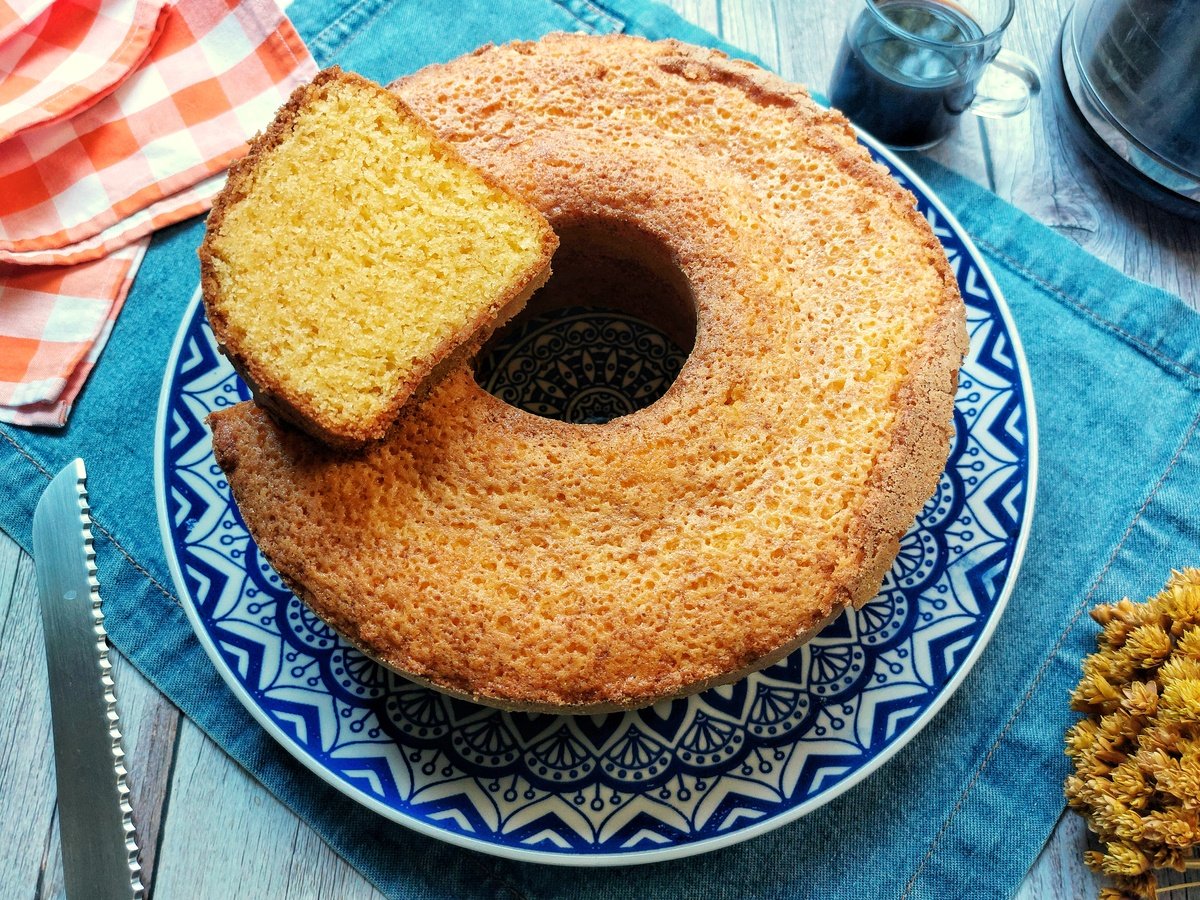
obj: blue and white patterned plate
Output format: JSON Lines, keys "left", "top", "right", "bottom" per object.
{"left": 154, "top": 139, "right": 1037, "bottom": 865}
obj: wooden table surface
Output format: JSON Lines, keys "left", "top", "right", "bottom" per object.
{"left": 2, "top": 1, "right": 1198, "bottom": 897}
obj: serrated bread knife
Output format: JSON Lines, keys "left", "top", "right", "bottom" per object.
{"left": 33, "top": 459, "right": 143, "bottom": 900}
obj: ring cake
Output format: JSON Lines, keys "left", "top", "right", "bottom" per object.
{"left": 208, "top": 34, "right": 968, "bottom": 713}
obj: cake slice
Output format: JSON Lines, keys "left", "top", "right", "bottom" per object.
{"left": 199, "top": 68, "right": 557, "bottom": 449}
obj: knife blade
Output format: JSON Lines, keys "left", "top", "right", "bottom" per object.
{"left": 33, "top": 459, "right": 143, "bottom": 900}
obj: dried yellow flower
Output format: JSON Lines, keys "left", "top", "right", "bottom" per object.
{"left": 1093, "top": 598, "right": 1155, "bottom": 630}
{"left": 1139, "top": 725, "right": 1185, "bottom": 756}
{"left": 1136, "top": 747, "right": 1179, "bottom": 777}
{"left": 1149, "top": 844, "right": 1186, "bottom": 872}
{"left": 1089, "top": 644, "right": 1140, "bottom": 684}
{"left": 1177, "top": 627, "right": 1200, "bottom": 661}
{"left": 1111, "top": 761, "right": 1154, "bottom": 809}
{"left": 1105, "top": 618, "right": 1140, "bottom": 651}
{"left": 1102, "top": 841, "right": 1152, "bottom": 876}
{"left": 1068, "top": 718, "right": 1100, "bottom": 754}
{"left": 1163, "top": 572, "right": 1200, "bottom": 632}
{"left": 1125, "top": 624, "right": 1174, "bottom": 669}
{"left": 1074, "top": 672, "right": 1124, "bottom": 713}
{"left": 1114, "top": 872, "right": 1160, "bottom": 900}
{"left": 1157, "top": 757, "right": 1200, "bottom": 811}
{"left": 1066, "top": 570, "right": 1200, "bottom": 896}
{"left": 1159, "top": 680, "right": 1200, "bottom": 725}
{"left": 1161, "top": 656, "right": 1200, "bottom": 684}
{"left": 1126, "top": 681, "right": 1161, "bottom": 719}
{"left": 1100, "top": 709, "right": 1135, "bottom": 735}
{"left": 1142, "top": 810, "right": 1200, "bottom": 850}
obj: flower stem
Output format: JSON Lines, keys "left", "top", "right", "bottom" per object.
{"left": 1156, "top": 882, "right": 1200, "bottom": 895}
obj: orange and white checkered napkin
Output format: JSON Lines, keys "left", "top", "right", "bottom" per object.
{"left": 0, "top": 0, "right": 54, "bottom": 46}
{"left": 0, "top": 0, "right": 316, "bottom": 263}
{"left": 0, "top": 0, "right": 316, "bottom": 426}
{"left": 0, "top": 243, "right": 144, "bottom": 425}
{"left": 0, "top": 0, "right": 168, "bottom": 144}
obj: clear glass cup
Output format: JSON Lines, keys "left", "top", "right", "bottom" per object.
{"left": 828, "top": 0, "right": 1041, "bottom": 150}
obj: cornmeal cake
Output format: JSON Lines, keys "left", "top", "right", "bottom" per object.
{"left": 208, "top": 35, "right": 968, "bottom": 712}
{"left": 199, "top": 68, "right": 557, "bottom": 448}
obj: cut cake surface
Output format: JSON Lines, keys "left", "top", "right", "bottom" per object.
{"left": 199, "top": 68, "right": 558, "bottom": 448}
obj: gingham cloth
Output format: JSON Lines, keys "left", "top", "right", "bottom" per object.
{"left": 0, "top": 0, "right": 54, "bottom": 46}
{"left": 0, "top": 0, "right": 168, "bottom": 144}
{"left": 0, "top": 243, "right": 144, "bottom": 425}
{"left": 0, "top": 0, "right": 316, "bottom": 426}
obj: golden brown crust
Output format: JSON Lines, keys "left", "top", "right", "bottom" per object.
{"left": 209, "top": 35, "right": 968, "bottom": 712}
{"left": 624, "top": 36, "right": 969, "bottom": 615}
{"left": 198, "top": 68, "right": 557, "bottom": 450}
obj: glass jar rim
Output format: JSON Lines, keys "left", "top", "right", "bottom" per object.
{"left": 864, "top": 0, "right": 1014, "bottom": 48}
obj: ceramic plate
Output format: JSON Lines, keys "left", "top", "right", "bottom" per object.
{"left": 155, "top": 139, "right": 1037, "bottom": 865}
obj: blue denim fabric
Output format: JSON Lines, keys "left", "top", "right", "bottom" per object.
{"left": 2, "top": 1, "right": 1199, "bottom": 898}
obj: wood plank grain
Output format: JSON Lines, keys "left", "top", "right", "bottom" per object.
{"left": 974, "top": 0, "right": 1200, "bottom": 308}
{"left": 152, "top": 718, "right": 383, "bottom": 900}
{"left": 1013, "top": 813, "right": 1101, "bottom": 900}
{"left": 111, "top": 651, "right": 181, "bottom": 894}
{"left": 767, "top": 0, "right": 843, "bottom": 87}
{"left": 0, "top": 533, "right": 181, "bottom": 898}
{"left": 0, "top": 534, "right": 22, "bottom": 635}
{"left": 0, "top": 543, "right": 57, "bottom": 897}
{"left": 663, "top": 0, "right": 717, "bottom": 33}
{"left": 1018, "top": 812, "right": 1200, "bottom": 900}
{"left": 717, "top": 0, "right": 780, "bottom": 71}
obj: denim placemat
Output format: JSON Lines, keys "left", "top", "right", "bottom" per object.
{"left": 4, "top": 1, "right": 1200, "bottom": 897}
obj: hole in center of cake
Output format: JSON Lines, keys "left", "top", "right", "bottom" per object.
{"left": 474, "top": 220, "right": 696, "bottom": 424}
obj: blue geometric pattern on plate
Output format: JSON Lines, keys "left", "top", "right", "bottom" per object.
{"left": 155, "top": 143, "right": 1035, "bottom": 864}
{"left": 475, "top": 307, "right": 687, "bottom": 423}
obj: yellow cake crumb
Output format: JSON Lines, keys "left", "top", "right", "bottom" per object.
{"left": 200, "top": 68, "right": 557, "bottom": 448}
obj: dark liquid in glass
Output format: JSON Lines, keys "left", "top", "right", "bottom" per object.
{"left": 830, "top": 0, "right": 985, "bottom": 148}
